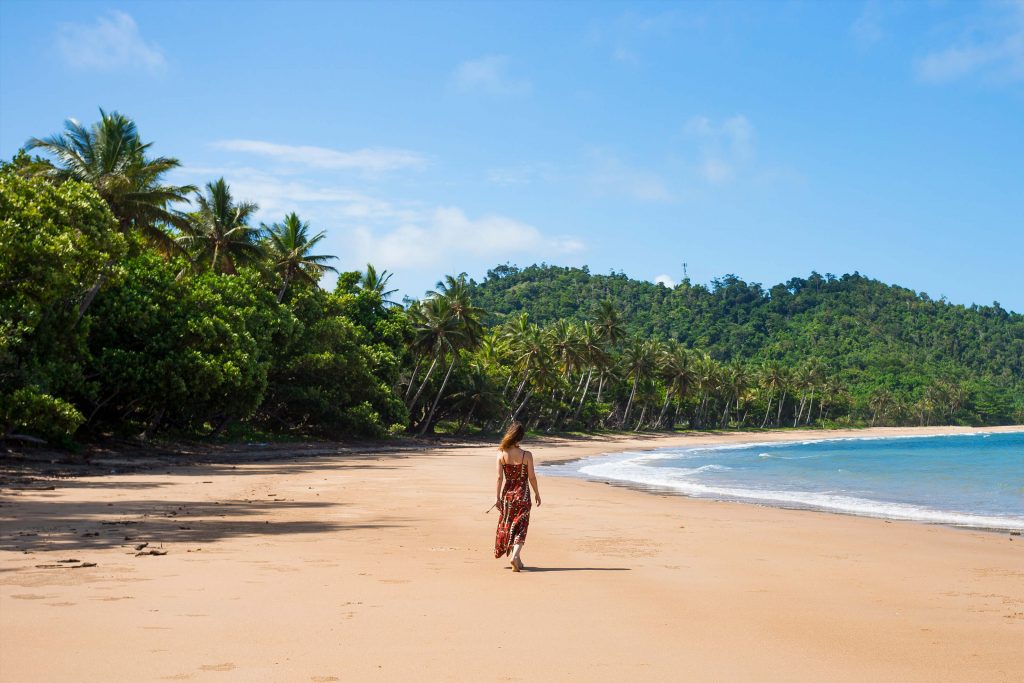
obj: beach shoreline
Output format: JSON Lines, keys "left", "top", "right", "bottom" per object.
{"left": 2, "top": 425, "right": 1023, "bottom": 681}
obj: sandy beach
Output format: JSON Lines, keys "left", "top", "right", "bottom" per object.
{"left": 1, "top": 425, "right": 1022, "bottom": 682}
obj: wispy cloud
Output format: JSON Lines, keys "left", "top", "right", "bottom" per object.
{"left": 451, "top": 55, "right": 532, "bottom": 96}
{"left": 57, "top": 11, "right": 165, "bottom": 72}
{"left": 351, "top": 208, "right": 583, "bottom": 271}
{"left": 586, "top": 149, "right": 673, "bottom": 202}
{"left": 683, "top": 115, "right": 754, "bottom": 183}
{"left": 915, "top": 2, "right": 1024, "bottom": 84}
{"left": 211, "top": 140, "right": 426, "bottom": 173}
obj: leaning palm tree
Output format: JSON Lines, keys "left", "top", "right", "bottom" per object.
{"left": 262, "top": 212, "right": 338, "bottom": 301}
{"left": 360, "top": 263, "right": 399, "bottom": 308}
{"left": 659, "top": 342, "right": 695, "bottom": 428}
{"left": 177, "top": 178, "right": 262, "bottom": 275}
{"left": 621, "top": 336, "right": 658, "bottom": 428}
{"left": 26, "top": 108, "right": 194, "bottom": 252}
{"left": 759, "top": 361, "right": 786, "bottom": 428}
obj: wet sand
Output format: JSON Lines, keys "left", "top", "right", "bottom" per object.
{"left": 1, "top": 426, "right": 1022, "bottom": 681}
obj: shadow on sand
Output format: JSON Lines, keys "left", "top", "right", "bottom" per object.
{"left": 508, "top": 566, "right": 631, "bottom": 573}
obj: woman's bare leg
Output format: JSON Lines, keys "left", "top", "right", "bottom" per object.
{"left": 511, "top": 543, "right": 523, "bottom": 571}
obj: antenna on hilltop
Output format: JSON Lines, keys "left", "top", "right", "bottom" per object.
{"left": 682, "top": 262, "right": 689, "bottom": 280}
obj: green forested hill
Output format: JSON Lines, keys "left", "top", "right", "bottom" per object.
{"left": 469, "top": 264, "right": 1024, "bottom": 419}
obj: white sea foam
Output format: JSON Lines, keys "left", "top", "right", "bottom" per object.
{"left": 573, "top": 449, "right": 1024, "bottom": 531}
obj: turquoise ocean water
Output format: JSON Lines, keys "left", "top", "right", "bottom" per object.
{"left": 544, "top": 431, "right": 1024, "bottom": 530}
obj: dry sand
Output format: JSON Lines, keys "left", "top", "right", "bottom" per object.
{"left": 1, "top": 426, "right": 1022, "bottom": 682}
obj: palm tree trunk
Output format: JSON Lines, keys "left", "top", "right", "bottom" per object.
{"left": 511, "top": 390, "right": 533, "bottom": 421}
{"left": 74, "top": 270, "right": 109, "bottom": 325}
{"left": 596, "top": 372, "right": 606, "bottom": 402}
{"left": 776, "top": 389, "right": 787, "bottom": 426}
{"left": 276, "top": 271, "right": 291, "bottom": 302}
{"left": 622, "top": 374, "right": 639, "bottom": 427}
{"left": 510, "top": 366, "right": 530, "bottom": 407}
{"left": 634, "top": 405, "right": 646, "bottom": 432}
{"left": 457, "top": 402, "right": 478, "bottom": 435}
{"left": 419, "top": 355, "right": 458, "bottom": 436}
{"left": 657, "top": 389, "right": 673, "bottom": 428}
{"left": 805, "top": 388, "right": 815, "bottom": 426}
{"left": 408, "top": 354, "right": 439, "bottom": 412}
{"left": 404, "top": 357, "right": 424, "bottom": 400}
{"left": 761, "top": 392, "right": 774, "bottom": 428}
{"left": 573, "top": 368, "right": 593, "bottom": 420}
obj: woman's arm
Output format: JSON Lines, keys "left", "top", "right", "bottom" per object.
{"left": 495, "top": 453, "right": 505, "bottom": 507}
{"left": 526, "top": 452, "right": 541, "bottom": 506}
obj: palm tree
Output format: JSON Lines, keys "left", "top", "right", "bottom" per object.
{"left": 26, "top": 109, "right": 195, "bottom": 250}
{"left": 177, "top": 178, "right": 262, "bottom": 275}
{"left": 262, "top": 212, "right": 337, "bottom": 301}
{"left": 594, "top": 299, "right": 625, "bottom": 347}
{"left": 573, "top": 321, "right": 608, "bottom": 421}
{"left": 406, "top": 297, "right": 464, "bottom": 415}
{"left": 360, "top": 263, "right": 399, "bottom": 308}
{"left": 621, "top": 336, "right": 658, "bottom": 428}
{"left": 450, "top": 362, "right": 503, "bottom": 433}
{"left": 759, "top": 361, "right": 785, "bottom": 428}
{"left": 429, "top": 274, "right": 485, "bottom": 346}
{"left": 869, "top": 388, "right": 893, "bottom": 427}
{"left": 26, "top": 109, "right": 195, "bottom": 320}
{"left": 415, "top": 277, "right": 486, "bottom": 435}
{"left": 659, "top": 343, "right": 695, "bottom": 428}
{"left": 503, "top": 316, "right": 550, "bottom": 421}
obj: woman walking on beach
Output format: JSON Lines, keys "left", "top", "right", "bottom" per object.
{"left": 494, "top": 421, "right": 541, "bottom": 572}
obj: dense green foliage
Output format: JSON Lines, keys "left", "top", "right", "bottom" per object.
{"left": 0, "top": 170, "right": 125, "bottom": 442}
{"left": 1, "top": 110, "right": 1021, "bottom": 445}
{"left": 463, "top": 264, "right": 1024, "bottom": 426}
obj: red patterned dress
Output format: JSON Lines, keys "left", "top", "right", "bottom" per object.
{"left": 494, "top": 458, "right": 531, "bottom": 558}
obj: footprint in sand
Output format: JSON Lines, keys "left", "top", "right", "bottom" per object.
{"left": 311, "top": 677, "right": 340, "bottom": 682}
{"left": 198, "top": 663, "right": 236, "bottom": 672}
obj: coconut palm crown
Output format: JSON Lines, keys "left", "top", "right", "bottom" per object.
{"left": 262, "top": 212, "right": 338, "bottom": 300}
{"left": 26, "top": 108, "right": 195, "bottom": 253}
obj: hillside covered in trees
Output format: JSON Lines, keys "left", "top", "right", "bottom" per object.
{"left": 468, "top": 264, "right": 1024, "bottom": 423}
{"left": 2, "top": 111, "right": 1022, "bottom": 447}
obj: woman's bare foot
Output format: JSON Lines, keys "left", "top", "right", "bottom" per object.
{"left": 515, "top": 556, "right": 524, "bottom": 571}
{"left": 510, "top": 558, "right": 520, "bottom": 572}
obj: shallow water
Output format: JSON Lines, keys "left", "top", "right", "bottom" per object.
{"left": 544, "top": 431, "right": 1024, "bottom": 530}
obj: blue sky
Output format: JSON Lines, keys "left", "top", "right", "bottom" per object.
{"left": 2, "top": 0, "right": 1022, "bottom": 311}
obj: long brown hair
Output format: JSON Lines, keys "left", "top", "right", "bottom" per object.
{"left": 499, "top": 421, "right": 525, "bottom": 451}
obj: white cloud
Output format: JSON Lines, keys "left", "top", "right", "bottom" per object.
{"left": 915, "top": 2, "right": 1024, "bottom": 84}
{"left": 586, "top": 149, "right": 672, "bottom": 202}
{"left": 171, "top": 166, "right": 582, "bottom": 278}
{"left": 350, "top": 208, "right": 583, "bottom": 270}
{"left": 684, "top": 115, "right": 754, "bottom": 183}
{"left": 211, "top": 140, "right": 426, "bottom": 173}
{"left": 654, "top": 274, "right": 676, "bottom": 288}
{"left": 451, "top": 55, "right": 532, "bottom": 96}
{"left": 57, "top": 11, "right": 165, "bottom": 71}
